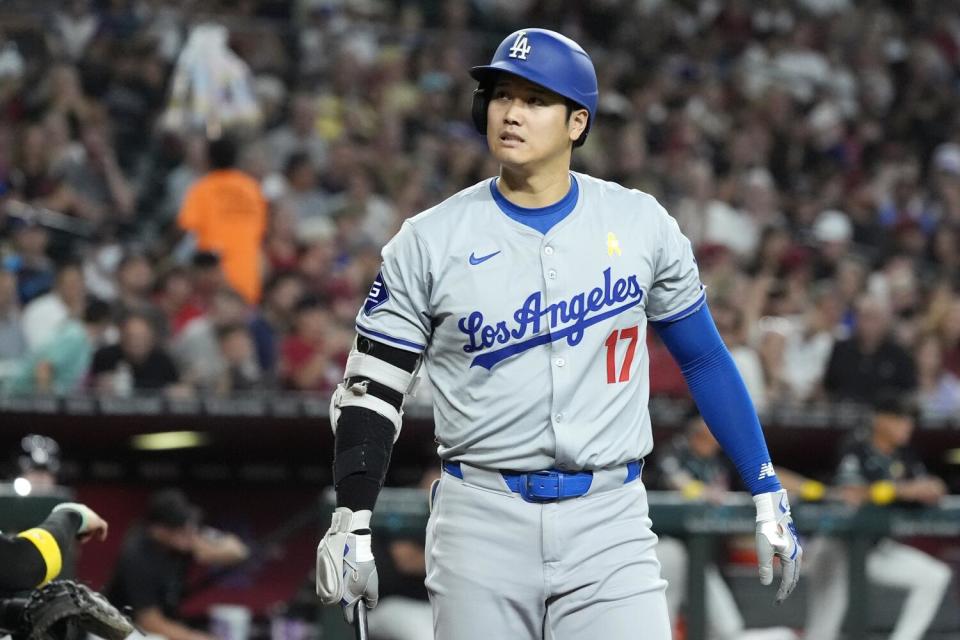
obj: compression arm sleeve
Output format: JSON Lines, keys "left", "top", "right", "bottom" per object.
{"left": 652, "top": 303, "right": 782, "bottom": 495}
{"left": 0, "top": 509, "right": 82, "bottom": 592}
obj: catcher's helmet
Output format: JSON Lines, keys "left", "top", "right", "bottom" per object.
{"left": 470, "top": 28, "right": 598, "bottom": 147}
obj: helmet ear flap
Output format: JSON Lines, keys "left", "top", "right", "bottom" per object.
{"left": 471, "top": 85, "right": 490, "bottom": 136}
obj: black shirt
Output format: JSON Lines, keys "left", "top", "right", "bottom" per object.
{"left": 106, "top": 528, "right": 190, "bottom": 619}
{"left": 835, "top": 438, "right": 928, "bottom": 486}
{"left": 91, "top": 345, "right": 179, "bottom": 390}
{"left": 823, "top": 337, "right": 916, "bottom": 403}
{"left": 372, "top": 533, "right": 428, "bottom": 602}
{"left": 654, "top": 434, "right": 732, "bottom": 490}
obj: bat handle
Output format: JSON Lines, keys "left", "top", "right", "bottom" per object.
{"left": 354, "top": 600, "right": 369, "bottom": 640}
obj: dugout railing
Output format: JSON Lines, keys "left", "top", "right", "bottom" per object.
{"left": 319, "top": 488, "right": 960, "bottom": 640}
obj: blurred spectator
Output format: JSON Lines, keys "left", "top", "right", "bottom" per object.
{"left": 810, "top": 209, "right": 854, "bottom": 282}
{"left": 172, "top": 287, "right": 249, "bottom": 391}
{"left": 186, "top": 251, "right": 227, "bottom": 314}
{"left": 778, "top": 284, "right": 843, "bottom": 402}
{"left": 279, "top": 296, "right": 344, "bottom": 394}
{"left": 325, "top": 171, "right": 398, "bottom": 249}
{"left": 265, "top": 92, "right": 327, "bottom": 173}
{"left": 0, "top": 266, "right": 26, "bottom": 381}
{"left": 177, "top": 136, "right": 268, "bottom": 304}
{"left": 215, "top": 323, "right": 266, "bottom": 394}
{"left": 4, "top": 220, "right": 54, "bottom": 304}
{"left": 91, "top": 312, "right": 180, "bottom": 395}
{"left": 280, "top": 151, "right": 329, "bottom": 224}
{"left": 915, "top": 333, "right": 960, "bottom": 420}
{"left": 155, "top": 266, "right": 197, "bottom": 337}
{"left": 823, "top": 294, "right": 916, "bottom": 403}
{"left": 7, "top": 297, "right": 111, "bottom": 395}
{"left": 804, "top": 394, "right": 952, "bottom": 640}
{"left": 21, "top": 260, "right": 86, "bottom": 350}
{"left": 262, "top": 199, "right": 304, "bottom": 274}
{"left": 248, "top": 272, "right": 305, "bottom": 374}
{"left": 112, "top": 252, "right": 164, "bottom": 330}
{"left": 107, "top": 489, "right": 249, "bottom": 640}
{"left": 9, "top": 124, "right": 71, "bottom": 214}
{"left": 59, "top": 118, "right": 136, "bottom": 224}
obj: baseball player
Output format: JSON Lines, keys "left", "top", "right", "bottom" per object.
{"left": 316, "top": 28, "right": 801, "bottom": 640}
{"left": 803, "top": 394, "right": 951, "bottom": 640}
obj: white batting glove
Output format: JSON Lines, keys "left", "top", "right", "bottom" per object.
{"left": 316, "top": 507, "right": 379, "bottom": 624}
{"left": 753, "top": 489, "right": 802, "bottom": 604}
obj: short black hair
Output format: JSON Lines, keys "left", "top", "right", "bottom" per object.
{"left": 83, "top": 298, "right": 112, "bottom": 324}
{"left": 208, "top": 136, "right": 238, "bottom": 169}
{"left": 872, "top": 393, "right": 918, "bottom": 419}
{"left": 216, "top": 322, "right": 249, "bottom": 342}
{"left": 284, "top": 151, "right": 312, "bottom": 177}
{"left": 192, "top": 251, "right": 221, "bottom": 269}
{"left": 146, "top": 489, "right": 201, "bottom": 528}
{"left": 294, "top": 295, "right": 327, "bottom": 315}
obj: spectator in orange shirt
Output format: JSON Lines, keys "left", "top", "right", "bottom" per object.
{"left": 177, "top": 137, "right": 267, "bottom": 304}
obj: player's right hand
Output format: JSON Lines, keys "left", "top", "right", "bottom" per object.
{"left": 753, "top": 489, "right": 802, "bottom": 604}
{"left": 52, "top": 503, "right": 109, "bottom": 542}
{"left": 316, "top": 507, "right": 379, "bottom": 624}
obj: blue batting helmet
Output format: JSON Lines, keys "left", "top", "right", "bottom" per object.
{"left": 470, "top": 28, "right": 598, "bottom": 147}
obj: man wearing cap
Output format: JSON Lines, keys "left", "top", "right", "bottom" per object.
{"left": 107, "top": 489, "right": 249, "bottom": 640}
{"left": 803, "top": 394, "right": 952, "bottom": 640}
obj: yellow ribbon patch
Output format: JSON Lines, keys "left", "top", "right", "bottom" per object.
{"left": 607, "top": 232, "right": 622, "bottom": 256}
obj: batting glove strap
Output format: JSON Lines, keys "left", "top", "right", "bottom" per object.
{"left": 753, "top": 489, "right": 802, "bottom": 604}
{"left": 316, "top": 508, "right": 379, "bottom": 624}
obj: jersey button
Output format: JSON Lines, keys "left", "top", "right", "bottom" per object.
{"left": 544, "top": 246, "right": 554, "bottom": 255}
{"left": 554, "top": 357, "right": 566, "bottom": 367}
{"left": 547, "top": 269, "right": 557, "bottom": 279}
{"left": 554, "top": 413, "right": 564, "bottom": 422}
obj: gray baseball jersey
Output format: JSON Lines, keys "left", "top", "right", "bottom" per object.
{"left": 356, "top": 172, "right": 704, "bottom": 471}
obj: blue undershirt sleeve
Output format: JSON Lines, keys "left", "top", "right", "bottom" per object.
{"left": 651, "top": 303, "right": 782, "bottom": 495}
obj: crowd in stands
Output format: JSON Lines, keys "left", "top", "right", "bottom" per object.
{"left": 0, "top": 0, "right": 958, "bottom": 420}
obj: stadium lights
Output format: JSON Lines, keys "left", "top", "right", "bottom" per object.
{"left": 13, "top": 477, "right": 32, "bottom": 496}
{"left": 131, "top": 431, "right": 210, "bottom": 451}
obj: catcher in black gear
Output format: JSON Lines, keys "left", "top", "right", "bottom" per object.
{"left": 0, "top": 503, "right": 132, "bottom": 640}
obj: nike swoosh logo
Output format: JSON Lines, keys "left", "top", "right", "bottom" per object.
{"left": 469, "top": 250, "right": 501, "bottom": 265}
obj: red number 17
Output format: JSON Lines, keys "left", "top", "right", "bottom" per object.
{"left": 604, "top": 326, "right": 639, "bottom": 383}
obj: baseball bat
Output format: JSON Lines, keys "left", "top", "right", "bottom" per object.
{"left": 354, "top": 600, "right": 369, "bottom": 640}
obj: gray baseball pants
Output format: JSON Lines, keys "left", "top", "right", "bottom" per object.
{"left": 425, "top": 463, "right": 671, "bottom": 640}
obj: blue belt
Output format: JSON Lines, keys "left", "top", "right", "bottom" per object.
{"left": 442, "top": 460, "right": 642, "bottom": 503}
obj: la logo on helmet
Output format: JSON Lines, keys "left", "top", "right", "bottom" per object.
{"left": 508, "top": 31, "right": 531, "bottom": 60}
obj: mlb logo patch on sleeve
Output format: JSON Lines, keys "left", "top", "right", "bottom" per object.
{"left": 363, "top": 271, "right": 390, "bottom": 316}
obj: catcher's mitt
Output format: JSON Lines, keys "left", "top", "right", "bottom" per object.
{"left": 18, "top": 580, "right": 133, "bottom": 640}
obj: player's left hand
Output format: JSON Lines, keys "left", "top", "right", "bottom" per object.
{"left": 753, "top": 489, "right": 802, "bottom": 604}
{"left": 316, "top": 507, "right": 379, "bottom": 624}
